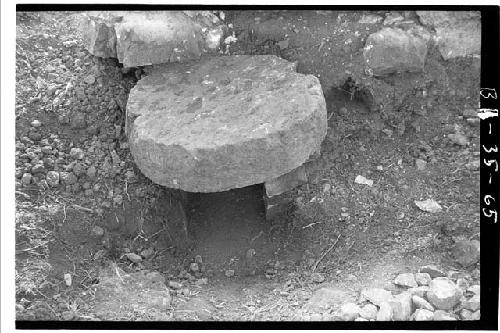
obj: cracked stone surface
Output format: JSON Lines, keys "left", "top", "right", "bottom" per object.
{"left": 126, "top": 55, "right": 327, "bottom": 192}
{"left": 80, "top": 11, "right": 224, "bottom": 67}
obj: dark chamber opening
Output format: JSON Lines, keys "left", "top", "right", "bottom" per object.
{"left": 184, "top": 184, "right": 271, "bottom": 274}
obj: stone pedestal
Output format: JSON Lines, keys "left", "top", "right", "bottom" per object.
{"left": 263, "top": 164, "right": 308, "bottom": 220}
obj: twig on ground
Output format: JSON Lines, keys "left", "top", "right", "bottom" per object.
{"left": 302, "top": 221, "right": 324, "bottom": 229}
{"left": 132, "top": 231, "right": 147, "bottom": 245}
{"left": 71, "top": 204, "right": 93, "bottom": 213}
{"left": 149, "top": 227, "right": 167, "bottom": 240}
{"left": 250, "top": 230, "right": 264, "bottom": 243}
{"left": 318, "top": 40, "right": 325, "bottom": 51}
{"left": 125, "top": 179, "right": 131, "bottom": 202}
{"left": 15, "top": 191, "right": 31, "bottom": 199}
{"left": 113, "top": 262, "right": 124, "bottom": 283}
{"left": 312, "top": 233, "right": 342, "bottom": 272}
{"left": 336, "top": 87, "right": 355, "bottom": 100}
{"left": 62, "top": 204, "right": 67, "bottom": 224}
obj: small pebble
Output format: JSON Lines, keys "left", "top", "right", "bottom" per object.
{"left": 354, "top": 175, "right": 373, "bottom": 187}
{"left": 415, "top": 158, "right": 427, "bottom": 170}
{"left": 394, "top": 273, "right": 418, "bottom": 288}
{"left": 466, "top": 118, "right": 480, "bottom": 127}
{"left": 113, "top": 195, "right": 123, "bottom": 206}
{"left": 310, "top": 313, "right": 322, "bottom": 321}
{"left": 86, "top": 165, "right": 97, "bottom": 179}
{"left": 415, "top": 272, "right": 432, "bottom": 286}
{"left": 43, "top": 171, "right": 59, "bottom": 188}
{"left": 461, "top": 294, "right": 480, "bottom": 312}
{"left": 448, "top": 133, "right": 469, "bottom": 146}
{"left": 189, "top": 262, "right": 200, "bottom": 273}
{"left": 64, "top": 273, "right": 72, "bottom": 287}
{"left": 339, "top": 302, "right": 361, "bottom": 321}
{"left": 359, "top": 303, "right": 378, "bottom": 320}
{"left": 125, "top": 170, "right": 136, "bottom": 182}
{"left": 69, "top": 148, "right": 84, "bottom": 160}
{"left": 460, "top": 308, "right": 473, "bottom": 320}
{"left": 84, "top": 74, "right": 96, "bottom": 85}
{"left": 194, "top": 277, "right": 208, "bottom": 286}
{"left": 339, "top": 107, "right": 348, "bottom": 115}
{"left": 462, "top": 109, "right": 477, "bottom": 118}
{"left": 414, "top": 309, "right": 434, "bottom": 321}
{"left": 91, "top": 226, "right": 105, "bottom": 237}
{"left": 168, "top": 281, "right": 182, "bottom": 289}
{"left": 456, "top": 277, "right": 469, "bottom": 290}
{"left": 471, "top": 310, "right": 480, "bottom": 320}
{"left": 451, "top": 239, "right": 480, "bottom": 267}
{"left": 21, "top": 173, "right": 33, "bottom": 185}
{"left": 311, "top": 272, "right": 325, "bottom": 283}
{"left": 467, "top": 285, "right": 480, "bottom": 295}
{"left": 433, "top": 310, "right": 457, "bottom": 321}
{"left": 427, "top": 277, "right": 462, "bottom": 310}
{"left": 61, "top": 311, "right": 74, "bottom": 321}
{"left": 125, "top": 253, "right": 142, "bottom": 263}
{"left": 412, "top": 295, "right": 434, "bottom": 311}
{"left": 361, "top": 288, "right": 394, "bottom": 306}
{"left": 140, "top": 248, "right": 155, "bottom": 259}
{"left": 418, "top": 265, "right": 446, "bottom": 278}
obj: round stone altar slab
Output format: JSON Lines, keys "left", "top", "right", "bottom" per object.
{"left": 127, "top": 55, "right": 327, "bottom": 192}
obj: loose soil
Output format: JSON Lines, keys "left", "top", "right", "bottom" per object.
{"left": 15, "top": 10, "right": 480, "bottom": 322}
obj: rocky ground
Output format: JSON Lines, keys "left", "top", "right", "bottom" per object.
{"left": 15, "top": 11, "right": 481, "bottom": 323}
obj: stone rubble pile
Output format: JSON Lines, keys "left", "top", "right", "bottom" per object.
{"left": 304, "top": 265, "right": 480, "bottom": 321}
{"left": 15, "top": 44, "right": 136, "bottom": 203}
{"left": 348, "top": 10, "right": 479, "bottom": 125}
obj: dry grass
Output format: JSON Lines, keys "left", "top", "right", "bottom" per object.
{"left": 15, "top": 202, "right": 53, "bottom": 297}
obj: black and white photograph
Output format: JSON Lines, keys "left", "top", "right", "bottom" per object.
{"left": 2, "top": 2, "right": 499, "bottom": 330}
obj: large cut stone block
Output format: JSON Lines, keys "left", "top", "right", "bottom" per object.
{"left": 80, "top": 12, "right": 118, "bottom": 59}
{"left": 127, "top": 55, "right": 327, "bottom": 192}
{"left": 363, "top": 27, "right": 428, "bottom": 76}
{"left": 416, "top": 11, "right": 481, "bottom": 60}
{"left": 80, "top": 11, "right": 225, "bottom": 67}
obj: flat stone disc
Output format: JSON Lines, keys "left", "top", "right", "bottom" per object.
{"left": 127, "top": 55, "right": 327, "bottom": 192}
